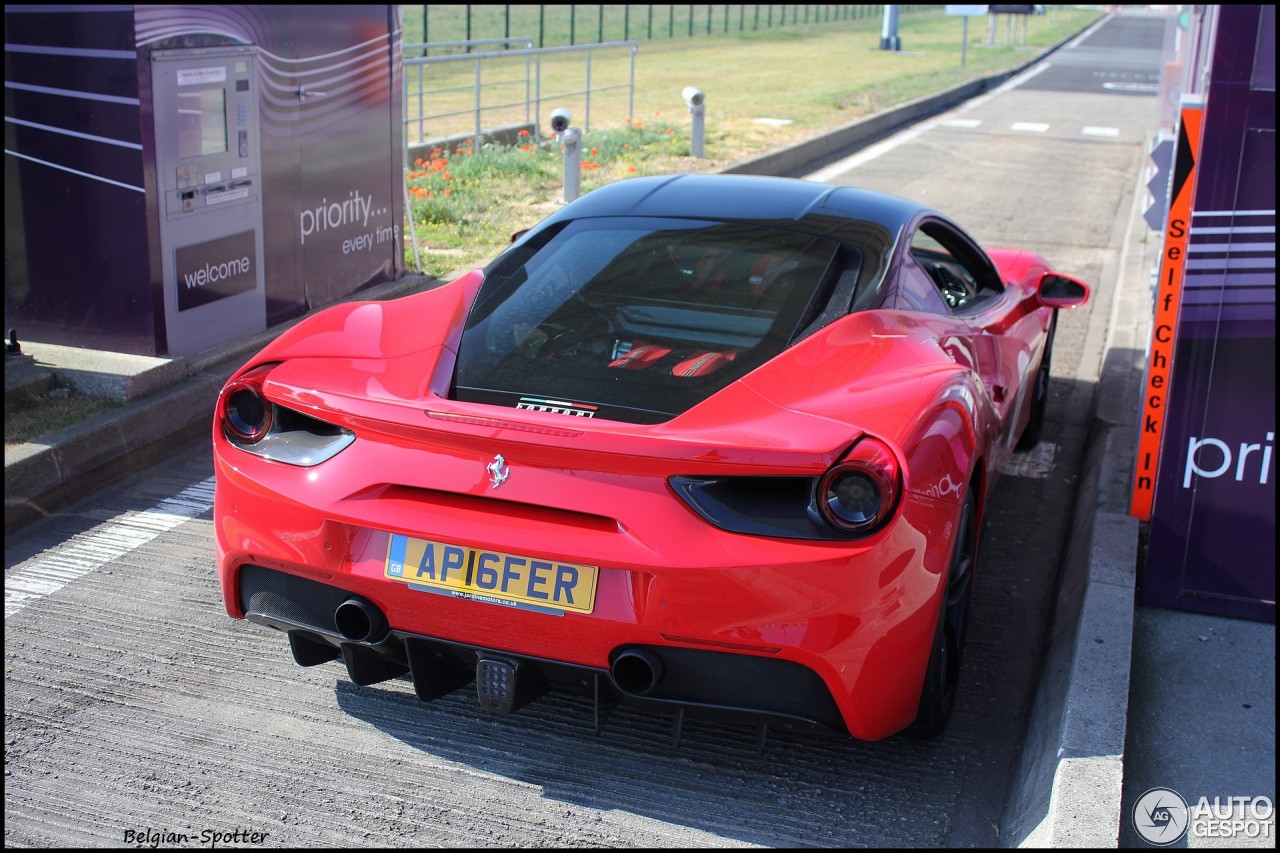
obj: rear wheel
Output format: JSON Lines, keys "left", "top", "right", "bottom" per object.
{"left": 905, "top": 490, "right": 977, "bottom": 738}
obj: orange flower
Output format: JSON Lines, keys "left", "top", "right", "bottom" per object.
{"left": 665, "top": 128, "right": 674, "bottom": 135}
{"left": 518, "top": 128, "right": 530, "bottom": 136}
{"left": 622, "top": 143, "right": 631, "bottom": 150}
{"left": 442, "top": 171, "right": 451, "bottom": 181}
{"left": 628, "top": 166, "right": 637, "bottom": 173}
{"left": 590, "top": 147, "right": 598, "bottom": 156}
{"left": 415, "top": 157, "right": 424, "bottom": 166}
{"left": 466, "top": 147, "right": 473, "bottom": 155}
{"left": 442, "top": 188, "right": 453, "bottom": 196}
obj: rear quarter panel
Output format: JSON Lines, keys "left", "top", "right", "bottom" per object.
{"left": 740, "top": 310, "right": 989, "bottom": 507}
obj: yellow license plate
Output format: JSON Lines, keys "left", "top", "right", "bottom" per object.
{"left": 384, "top": 534, "right": 598, "bottom": 615}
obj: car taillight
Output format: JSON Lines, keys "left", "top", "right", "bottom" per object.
{"left": 669, "top": 435, "right": 904, "bottom": 541}
{"left": 220, "top": 365, "right": 274, "bottom": 444}
{"left": 217, "top": 363, "right": 356, "bottom": 466}
{"left": 816, "top": 437, "right": 901, "bottom": 535}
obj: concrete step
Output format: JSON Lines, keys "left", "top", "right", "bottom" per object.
{"left": 4, "top": 354, "right": 56, "bottom": 406}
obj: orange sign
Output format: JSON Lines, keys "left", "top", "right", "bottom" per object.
{"left": 1130, "top": 104, "right": 1204, "bottom": 521}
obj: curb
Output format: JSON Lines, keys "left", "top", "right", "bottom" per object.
{"left": 998, "top": 123, "right": 1157, "bottom": 846}
{"left": 5, "top": 370, "right": 230, "bottom": 533}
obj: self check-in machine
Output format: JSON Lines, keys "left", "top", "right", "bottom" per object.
{"left": 4, "top": 5, "right": 402, "bottom": 358}
{"left": 152, "top": 46, "right": 266, "bottom": 357}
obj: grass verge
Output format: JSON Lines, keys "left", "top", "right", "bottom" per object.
{"left": 403, "top": 7, "right": 1103, "bottom": 276}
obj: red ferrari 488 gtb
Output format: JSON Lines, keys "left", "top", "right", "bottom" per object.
{"left": 213, "top": 174, "right": 1088, "bottom": 741}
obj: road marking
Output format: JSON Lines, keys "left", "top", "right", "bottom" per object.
{"left": 1082, "top": 126, "right": 1121, "bottom": 137}
{"left": 805, "top": 63, "right": 1051, "bottom": 181}
{"left": 1103, "top": 81, "right": 1159, "bottom": 93}
{"left": 1011, "top": 122, "right": 1050, "bottom": 133}
{"left": 1003, "top": 442, "right": 1059, "bottom": 478}
{"left": 940, "top": 118, "right": 983, "bottom": 129}
{"left": 4, "top": 476, "right": 215, "bottom": 617}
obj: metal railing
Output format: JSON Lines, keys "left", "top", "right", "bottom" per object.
{"left": 402, "top": 38, "right": 639, "bottom": 161}
{"left": 412, "top": 6, "right": 898, "bottom": 48}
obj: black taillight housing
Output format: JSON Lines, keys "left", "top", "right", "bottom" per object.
{"left": 669, "top": 436, "right": 904, "bottom": 540}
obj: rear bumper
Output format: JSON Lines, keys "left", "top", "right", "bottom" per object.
{"left": 239, "top": 563, "right": 847, "bottom": 731}
{"left": 214, "top": 443, "right": 960, "bottom": 740}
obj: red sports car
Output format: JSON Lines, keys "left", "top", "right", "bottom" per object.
{"left": 213, "top": 174, "right": 1088, "bottom": 741}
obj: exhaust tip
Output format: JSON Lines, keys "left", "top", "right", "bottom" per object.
{"left": 611, "top": 648, "right": 664, "bottom": 696}
{"left": 334, "top": 596, "right": 388, "bottom": 643}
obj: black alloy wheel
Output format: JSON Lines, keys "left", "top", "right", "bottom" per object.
{"left": 1017, "top": 316, "right": 1057, "bottom": 450}
{"left": 905, "top": 490, "right": 977, "bottom": 737}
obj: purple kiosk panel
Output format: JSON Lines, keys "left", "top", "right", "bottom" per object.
{"left": 1144, "top": 5, "right": 1275, "bottom": 622}
{"left": 4, "top": 5, "right": 404, "bottom": 356}
{"left": 3, "top": 6, "right": 155, "bottom": 354}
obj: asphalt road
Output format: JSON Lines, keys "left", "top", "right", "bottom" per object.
{"left": 4, "top": 14, "right": 1164, "bottom": 849}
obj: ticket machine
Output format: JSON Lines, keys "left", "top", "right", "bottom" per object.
{"left": 151, "top": 45, "right": 266, "bottom": 357}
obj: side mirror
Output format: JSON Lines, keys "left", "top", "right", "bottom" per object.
{"left": 1037, "top": 272, "right": 1090, "bottom": 309}
{"left": 510, "top": 229, "right": 529, "bottom": 244}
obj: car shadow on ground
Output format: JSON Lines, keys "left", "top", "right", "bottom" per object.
{"left": 333, "top": 673, "right": 964, "bottom": 847}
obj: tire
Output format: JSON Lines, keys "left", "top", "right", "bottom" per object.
{"left": 905, "top": 490, "right": 977, "bottom": 738}
{"left": 1017, "top": 316, "right": 1056, "bottom": 451}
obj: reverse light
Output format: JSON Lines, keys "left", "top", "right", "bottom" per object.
{"left": 815, "top": 437, "right": 902, "bottom": 535}
{"left": 218, "top": 364, "right": 355, "bottom": 467}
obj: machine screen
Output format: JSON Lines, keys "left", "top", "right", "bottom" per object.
{"left": 177, "top": 87, "right": 228, "bottom": 159}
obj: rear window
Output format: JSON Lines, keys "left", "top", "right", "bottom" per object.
{"left": 453, "top": 217, "right": 848, "bottom": 423}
